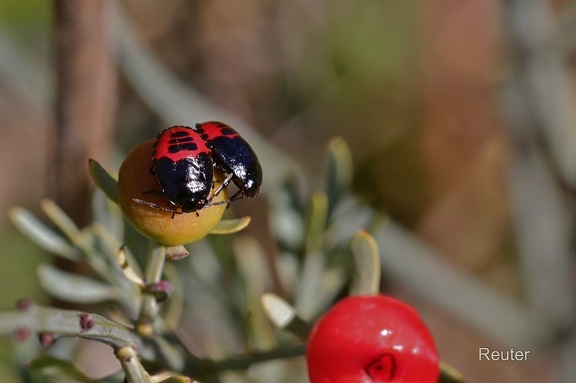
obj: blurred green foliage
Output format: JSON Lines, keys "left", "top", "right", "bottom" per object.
{"left": 0, "top": 226, "right": 47, "bottom": 307}
{"left": 0, "top": 227, "right": 48, "bottom": 382}
{"left": 0, "top": 0, "right": 50, "bottom": 45}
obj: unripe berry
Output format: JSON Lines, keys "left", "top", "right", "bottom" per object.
{"left": 118, "top": 140, "right": 228, "bottom": 246}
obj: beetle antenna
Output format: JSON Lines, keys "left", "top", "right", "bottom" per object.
{"left": 132, "top": 198, "right": 182, "bottom": 218}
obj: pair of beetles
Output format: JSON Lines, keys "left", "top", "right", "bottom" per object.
{"left": 136, "top": 121, "right": 262, "bottom": 215}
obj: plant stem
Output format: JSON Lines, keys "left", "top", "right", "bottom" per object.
{"left": 0, "top": 306, "right": 153, "bottom": 358}
{"left": 136, "top": 242, "right": 167, "bottom": 335}
{"left": 182, "top": 344, "right": 306, "bottom": 379}
{"left": 116, "top": 345, "right": 155, "bottom": 383}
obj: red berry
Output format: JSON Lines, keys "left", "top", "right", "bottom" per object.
{"left": 306, "top": 295, "right": 439, "bottom": 383}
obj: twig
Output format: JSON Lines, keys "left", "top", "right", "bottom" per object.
{"left": 136, "top": 243, "right": 167, "bottom": 336}
{"left": 52, "top": 0, "right": 117, "bottom": 225}
{"left": 0, "top": 305, "right": 152, "bottom": 357}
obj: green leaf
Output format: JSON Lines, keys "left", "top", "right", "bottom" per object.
{"left": 349, "top": 230, "right": 381, "bottom": 296}
{"left": 210, "top": 216, "right": 251, "bottom": 234}
{"left": 158, "top": 377, "right": 197, "bottom": 383}
{"left": 439, "top": 361, "right": 466, "bottom": 383}
{"left": 294, "top": 193, "right": 330, "bottom": 318}
{"left": 38, "top": 264, "right": 119, "bottom": 304}
{"left": 118, "top": 245, "right": 145, "bottom": 287}
{"left": 304, "top": 192, "right": 328, "bottom": 254}
{"left": 89, "top": 158, "right": 118, "bottom": 203}
{"left": 326, "top": 137, "right": 353, "bottom": 216}
{"left": 162, "top": 263, "right": 185, "bottom": 332}
{"left": 8, "top": 207, "right": 80, "bottom": 260}
{"left": 27, "top": 355, "right": 95, "bottom": 383}
{"left": 261, "top": 293, "right": 313, "bottom": 340}
{"left": 0, "top": 306, "right": 152, "bottom": 357}
{"left": 40, "top": 198, "right": 80, "bottom": 241}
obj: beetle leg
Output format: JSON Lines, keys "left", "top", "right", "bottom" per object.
{"left": 208, "top": 190, "right": 245, "bottom": 209}
{"left": 211, "top": 172, "right": 235, "bottom": 199}
{"left": 228, "top": 190, "right": 245, "bottom": 202}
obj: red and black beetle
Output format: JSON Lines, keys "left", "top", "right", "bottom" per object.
{"left": 136, "top": 126, "right": 215, "bottom": 214}
{"left": 194, "top": 121, "right": 263, "bottom": 202}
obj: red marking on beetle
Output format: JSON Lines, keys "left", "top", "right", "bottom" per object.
{"left": 148, "top": 125, "right": 215, "bottom": 213}
{"left": 194, "top": 121, "right": 263, "bottom": 201}
{"left": 194, "top": 121, "right": 240, "bottom": 140}
{"left": 153, "top": 126, "right": 210, "bottom": 163}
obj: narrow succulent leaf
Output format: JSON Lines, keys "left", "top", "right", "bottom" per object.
{"left": 92, "top": 223, "right": 142, "bottom": 277}
{"left": 158, "top": 377, "right": 197, "bottom": 383}
{"left": 349, "top": 230, "right": 381, "bottom": 296}
{"left": 304, "top": 192, "right": 328, "bottom": 254}
{"left": 296, "top": 193, "right": 329, "bottom": 315}
{"left": 91, "top": 188, "right": 124, "bottom": 236}
{"left": 311, "top": 268, "right": 347, "bottom": 318}
{"left": 27, "top": 356, "right": 95, "bottom": 383}
{"left": 295, "top": 250, "right": 325, "bottom": 318}
{"left": 233, "top": 237, "right": 277, "bottom": 349}
{"left": 40, "top": 199, "right": 80, "bottom": 242}
{"left": 8, "top": 207, "right": 80, "bottom": 260}
{"left": 162, "top": 263, "right": 185, "bottom": 331}
{"left": 137, "top": 243, "right": 167, "bottom": 331}
{"left": 0, "top": 306, "right": 153, "bottom": 356}
{"left": 261, "top": 293, "right": 295, "bottom": 328}
{"left": 209, "top": 216, "right": 251, "bottom": 234}
{"left": 270, "top": 190, "right": 305, "bottom": 250}
{"left": 261, "top": 293, "right": 313, "bottom": 340}
{"left": 234, "top": 236, "right": 271, "bottom": 292}
{"left": 326, "top": 137, "right": 353, "bottom": 215}
{"left": 152, "top": 336, "right": 188, "bottom": 372}
{"left": 38, "top": 264, "right": 119, "bottom": 304}
{"left": 439, "top": 361, "right": 466, "bottom": 383}
{"left": 118, "top": 245, "right": 145, "bottom": 287}
{"left": 88, "top": 158, "right": 119, "bottom": 203}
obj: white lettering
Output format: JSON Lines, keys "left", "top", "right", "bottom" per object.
{"left": 478, "top": 348, "right": 530, "bottom": 361}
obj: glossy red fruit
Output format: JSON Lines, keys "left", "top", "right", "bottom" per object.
{"left": 306, "top": 295, "right": 439, "bottom": 383}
